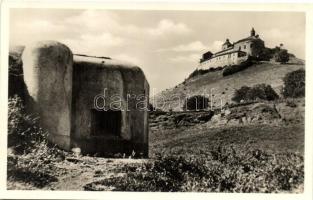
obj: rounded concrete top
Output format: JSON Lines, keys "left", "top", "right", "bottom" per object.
{"left": 26, "top": 40, "right": 72, "bottom": 53}
{"left": 73, "top": 54, "right": 142, "bottom": 72}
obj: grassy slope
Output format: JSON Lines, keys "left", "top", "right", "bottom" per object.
{"left": 149, "top": 123, "right": 304, "bottom": 158}
{"left": 152, "top": 62, "right": 304, "bottom": 111}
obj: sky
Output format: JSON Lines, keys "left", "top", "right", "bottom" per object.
{"left": 10, "top": 9, "right": 305, "bottom": 93}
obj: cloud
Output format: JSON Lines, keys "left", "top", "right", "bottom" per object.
{"left": 10, "top": 9, "right": 193, "bottom": 50}
{"left": 158, "top": 41, "right": 207, "bottom": 52}
{"left": 206, "top": 40, "right": 224, "bottom": 53}
{"left": 147, "top": 19, "right": 192, "bottom": 37}
{"left": 64, "top": 10, "right": 120, "bottom": 32}
{"left": 80, "top": 33, "right": 125, "bottom": 47}
{"left": 158, "top": 40, "right": 223, "bottom": 53}
{"left": 64, "top": 11, "right": 191, "bottom": 39}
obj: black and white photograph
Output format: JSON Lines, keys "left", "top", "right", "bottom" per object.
{"left": 1, "top": 1, "right": 312, "bottom": 199}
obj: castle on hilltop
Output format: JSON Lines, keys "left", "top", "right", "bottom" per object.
{"left": 199, "top": 28, "right": 265, "bottom": 69}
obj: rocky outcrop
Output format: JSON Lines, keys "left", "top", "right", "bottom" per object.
{"left": 150, "top": 99, "right": 304, "bottom": 130}
{"left": 149, "top": 111, "right": 214, "bottom": 130}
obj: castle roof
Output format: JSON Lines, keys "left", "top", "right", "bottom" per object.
{"left": 223, "top": 39, "right": 232, "bottom": 46}
{"left": 214, "top": 46, "right": 234, "bottom": 55}
{"left": 233, "top": 35, "right": 261, "bottom": 44}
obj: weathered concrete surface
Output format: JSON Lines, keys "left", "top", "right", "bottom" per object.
{"left": 71, "top": 55, "right": 149, "bottom": 157}
{"left": 22, "top": 41, "right": 73, "bottom": 150}
{"left": 13, "top": 41, "right": 149, "bottom": 157}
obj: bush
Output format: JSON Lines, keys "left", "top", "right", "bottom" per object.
{"left": 232, "top": 84, "right": 279, "bottom": 103}
{"left": 259, "top": 47, "right": 274, "bottom": 61}
{"left": 8, "top": 95, "right": 47, "bottom": 154}
{"left": 222, "top": 58, "right": 253, "bottom": 76}
{"left": 231, "top": 86, "right": 251, "bottom": 103}
{"left": 187, "top": 69, "right": 210, "bottom": 79}
{"left": 7, "top": 95, "right": 66, "bottom": 188}
{"left": 9, "top": 54, "right": 26, "bottom": 99}
{"left": 84, "top": 145, "right": 304, "bottom": 192}
{"left": 282, "top": 69, "right": 305, "bottom": 98}
{"left": 274, "top": 49, "right": 290, "bottom": 64}
{"left": 183, "top": 95, "right": 209, "bottom": 111}
{"left": 7, "top": 143, "right": 62, "bottom": 188}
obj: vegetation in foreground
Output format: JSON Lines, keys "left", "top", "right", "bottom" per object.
{"left": 8, "top": 96, "right": 67, "bottom": 189}
{"left": 7, "top": 97, "right": 304, "bottom": 192}
{"left": 85, "top": 145, "right": 303, "bottom": 192}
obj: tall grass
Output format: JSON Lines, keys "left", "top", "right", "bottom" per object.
{"left": 7, "top": 95, "right": 66, "bottom": 189}
{"left": 85, "top": 144, "right": 304, "bottom": 192}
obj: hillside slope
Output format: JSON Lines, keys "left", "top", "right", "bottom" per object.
{"left": 152, "top": 61, "right": 304, "bottom": 111}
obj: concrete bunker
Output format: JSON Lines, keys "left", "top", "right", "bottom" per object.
{"left": 20, "top": 41, "right": 149, "bottom": 157}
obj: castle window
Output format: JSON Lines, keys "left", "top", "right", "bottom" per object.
{"left": 244, "top": 45, "right": 246, "bottom": 49}
{"left": 250, "top": 44, "right": 253, "bottom": 48}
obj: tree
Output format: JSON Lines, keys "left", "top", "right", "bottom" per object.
{"left": 232, "top": 84, "right": 279, "bottom": 103}
{"left": 282, "top": 69, "right": 305, "bottom": 98}
{"left": 231, "top": 86, "right": 251, "bottom": 103}
{"left": 183, "top": 95, "right": 209, "bottom": 111}
{"left": 274, "top": 49, "right": 290, "bottom": 64}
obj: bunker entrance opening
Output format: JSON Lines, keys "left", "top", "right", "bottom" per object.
{"left": 91, "top": 109, "right": 121, "bottom": 137}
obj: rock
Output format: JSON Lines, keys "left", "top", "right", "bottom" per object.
{"left": 71, "top": 147, "right": 81, "bottom": 157}
{"left": 228, "top": 119, "right": 240, "bottom": 126}
{"left": 7, "top": 147, "right": 15, "bottom": 156}
{"left": 225, "top": 109, "right": 231, "bottom": 116}
{"left": 66, "top": 157, "right": 83, "bottom": 163}
{"left": 242, "top": 116, "right": 247, "bottom": 124}
{"left": 197, "top": 111, "right": 214, "bottom": 122}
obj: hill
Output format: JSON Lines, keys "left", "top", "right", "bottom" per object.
{"left": 151, "top": 60, "right": 305, "bottom": 111}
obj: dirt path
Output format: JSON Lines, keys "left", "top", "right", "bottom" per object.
{"left": 44, "top": 157, "right": 148, "bottom": 191}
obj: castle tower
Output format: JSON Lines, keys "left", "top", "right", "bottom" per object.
{"left": 222, "top": 38, "right": 232, "bottom": 50}
{"left": 251, "top": 27, "right": 256, "bottom": 36}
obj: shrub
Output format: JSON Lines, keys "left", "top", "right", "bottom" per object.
{"left": 231, "top": 86, "right": 251, "bottom": 103}
{"left": 8, "top": 95, "right": 47, "bottom": 154}
{"left": 187, "top": 67, "right": 224, "bottom": 80}
{"left": 7, "top": 143, "right": 62, "bottom": 188}
{"left": 84, "top": 145, "right": 304, "bottom": 192}
{"left": 274, "top": 49, "right": 290, "bottom": 64}
{"left": 282, "top": 69, "right": 305, "bottom": 98}
{"left": 9, "top": 54, "right": 26, "bottom": 99}
{"left": 232, "top": 84, "right": 279, "bottom": 103}
{"left": 259, "top": 47, "right": 274, "bottom": 61}
{"left": 7, "top": 95, "right": 66, "bottom": 188}
{"left": 187, "top": 69, "right": 210, "bottom": 79}
{"left": 222, "top": 58, "right": 253, "bottom": 76}
{"left": 183, "top": 95, "right": 209, "bottom": 111}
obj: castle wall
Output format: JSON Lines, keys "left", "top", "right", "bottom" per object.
{"left": 199, "top": 52, "right": 247, "bottom": 69}
{"left": 234, "top": 39, "right": 265, "bottom": 58}
{"left": 234, "top": 41, "right": 253, "bottom": 55}
{"left": 22, "top": 41, "right": 73, "bottom": 150}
